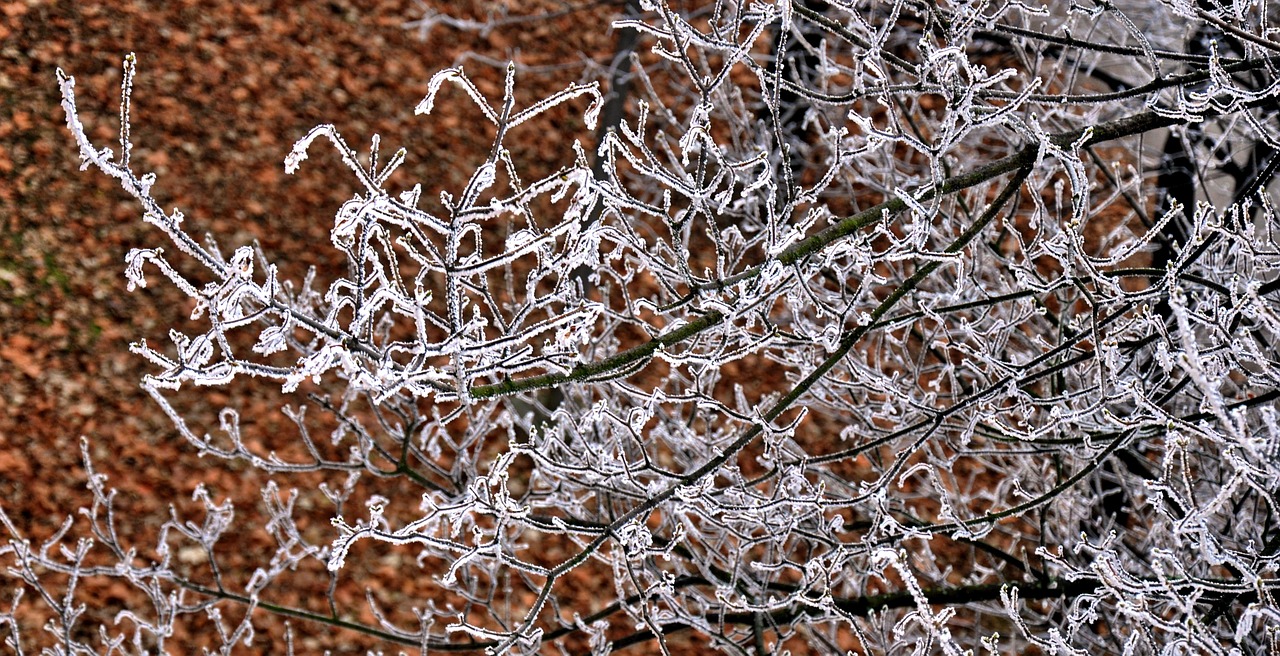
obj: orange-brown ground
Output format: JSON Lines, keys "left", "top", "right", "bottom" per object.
{"left": 1, "top": 1, "right": 630, "bottom": 652}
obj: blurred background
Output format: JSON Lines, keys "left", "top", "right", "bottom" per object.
{"left": 0, "top": 1, "right": 621, "bottom": 651}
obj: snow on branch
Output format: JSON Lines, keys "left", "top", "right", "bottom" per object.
{"left": 12, "top": 1, "right": 1280, "bottom": 653}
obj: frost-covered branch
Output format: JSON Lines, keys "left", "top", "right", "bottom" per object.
{"left": 13, "top": 0, "right": 1280, "bottom": 653}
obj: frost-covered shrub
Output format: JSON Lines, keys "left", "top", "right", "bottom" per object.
{"left": 7, "top": 0, "right": 1280, "bottom": 653}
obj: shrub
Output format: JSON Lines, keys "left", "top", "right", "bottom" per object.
{"left": 7, "top": 1, "right": 1280, "bottom": 653}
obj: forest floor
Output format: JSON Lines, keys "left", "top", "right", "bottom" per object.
{"left": 1, "top": 1, "right": 638, "bottom": 652}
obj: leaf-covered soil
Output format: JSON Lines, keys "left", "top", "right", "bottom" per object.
{"left": 1, "top": 1, "right": 639, "bottom": 652}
